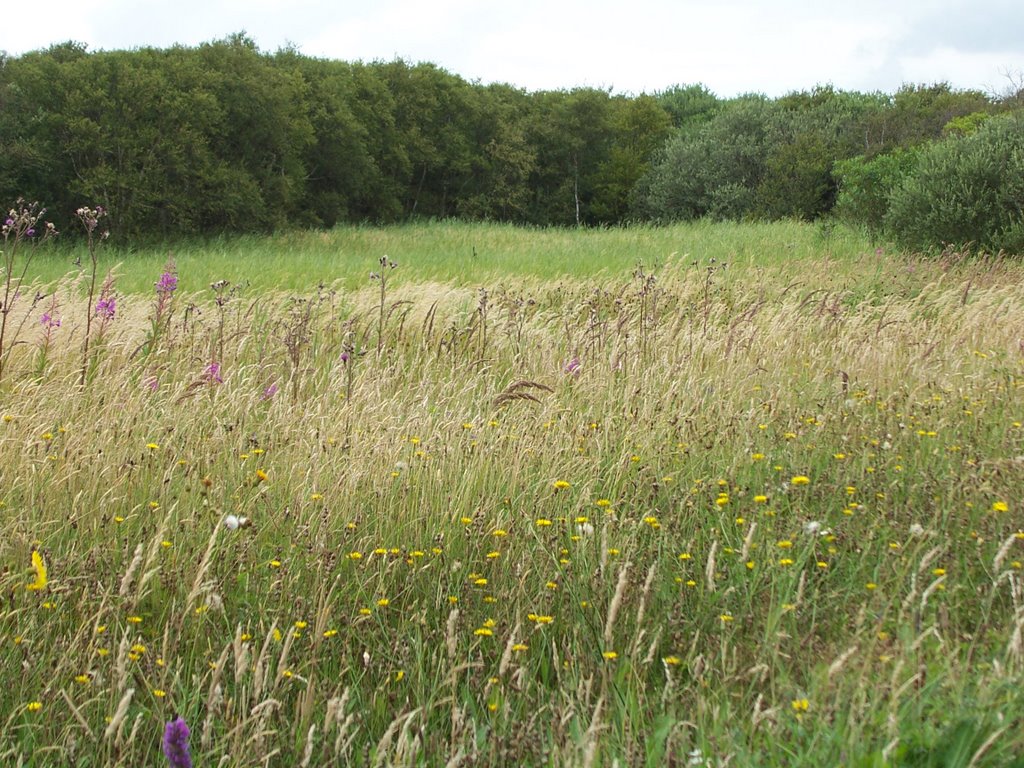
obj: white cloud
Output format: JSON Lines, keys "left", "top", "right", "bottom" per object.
{"left": 2, "top": 0, "right": 1021, "bottom": 96}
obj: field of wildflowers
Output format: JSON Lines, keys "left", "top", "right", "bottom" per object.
{"left": 2, "top": 209, "right": 1024, "bottom": 765}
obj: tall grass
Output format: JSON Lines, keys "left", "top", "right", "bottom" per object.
{"left": 1, "top": 223, "right": 1023, "bottom": 766}
{"left": 29, "top": 219, "right": 869, "bottom": 294}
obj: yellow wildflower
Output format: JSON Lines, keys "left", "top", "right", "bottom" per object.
{"left": 26, "top": 550, "right": 47, "bottom": 591}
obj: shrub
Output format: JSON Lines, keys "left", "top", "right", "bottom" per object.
{"left": 886, "top": 114, "right": 1024, "bottom": 254}
{"left": 833, "top": 149, "right": 920, "bottom": 238}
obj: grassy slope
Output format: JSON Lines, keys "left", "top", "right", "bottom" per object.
{"left": 1, "top": 222, "right": 1023, "bottom": 766}
{"left": 30, "top": 219, "right": 866, "bottom": 293}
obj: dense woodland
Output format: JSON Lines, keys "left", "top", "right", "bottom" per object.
{"left": 1, "top": 35, "right": 1022, "bottom": 250}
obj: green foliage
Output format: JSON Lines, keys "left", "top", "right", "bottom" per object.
{"left": 942, "top": 111, "right": 991, "bottom": 137}
{"left": 865, "top": 82, "right": 994, "bottom": 154}
{"left": 634, "top": 95, "right": 776, "bottom": 221}
{"left": 655, "top": 83, "right": 720, "bottom": 131}
{"left": 0, "top": 41, "right": 1011, "bottom": 238}
{"left": 834, "top": 149, "right": 920, "bottom": 236}
{"left": 886, "top": 115, "right": 1024, "bottom": 253}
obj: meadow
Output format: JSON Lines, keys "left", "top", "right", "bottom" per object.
{"left": 1, "top": 217, "right": 1023, "bottom": 766}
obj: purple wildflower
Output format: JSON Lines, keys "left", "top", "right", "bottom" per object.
{"left": 95, "top": 296, "right": 116, "bottom": 319}
{"left": 155, "top": 272, "right": 178, "bottom": 294}
{"left": 26, "top": 228, "right": 35, "bottom": 237}
{"left": 262, "top": 383, "right": 279, "bottom": 400}
{"left": 40, "top": 312, "right": 61, "bottom": 329}
{"left": 203, "top": 362, "right": 223, "bottom": 384}
{"left": 145, "top": 376, "right": 159, "bottom": 392}
{"left": 162, "top": 716, "right": 192, "bottom": 768}
{"left": 563, "top": 356, "right": 581, "bottom": 376}
{"left": 340, "top": 351, "right": 350, "bottom": 364}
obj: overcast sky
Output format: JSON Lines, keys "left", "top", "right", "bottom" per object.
{"left": 3, "top": 0, "right": 1022, "bottom": 97}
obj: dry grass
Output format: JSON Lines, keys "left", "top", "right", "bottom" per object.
{"left": 1, "top": 236, "right": 1023, "bottom": 766}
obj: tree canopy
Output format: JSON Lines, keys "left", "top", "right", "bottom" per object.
{"left": 1, "top": 37, "right": 1019, "bottom": 251}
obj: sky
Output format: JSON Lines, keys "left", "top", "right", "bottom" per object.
{"left": 2, "top": 0, "right": 1022, "bottom": 98}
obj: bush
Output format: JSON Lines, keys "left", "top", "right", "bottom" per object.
{"left": 886, "top": 114, "right": 1024, "bottom": 254}
{"left": 833, "top": 149, "right": 920, "bottom": 237}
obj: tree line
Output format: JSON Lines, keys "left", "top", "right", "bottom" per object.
{"left": 1, "top": 34, "right": 1021, "bottom": 250}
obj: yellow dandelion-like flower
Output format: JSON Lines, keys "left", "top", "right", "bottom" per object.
{"left": 26, "top": 550, "right": 47, "bottom": 591}
{"left": 146, "top": 442, "right": 159, "bottom": 451}
{"left": 992, "top": 501, "right": 1009, "bottom": 513}
{"left": 474, "top": 628, "right": 493, "bottom": 636}
{"left": 552, "top": 480, "right": 571, "bottom": 490}
{"left": 152, "top": 689, "right": 166, "bottom": 698}
{"left": 662, "top": 656, "right": 681, "bottom": 665}
{"left": 255, "top": 468, "right": 268, "bottom": 483}
{"left": 535, "top": 518, "right": 552, "bottom": 527}
{"left": 791, "top": 698, "right": 809, "bottom": 713}
{"left": 377, "top": 598, "right": 390, "bottom": 607}
{"left": 790, "top": 476, "right": 810, "bottom": 486}
{"left": 512, "top": 643, "right": 529, "bottom": 652}
{"left": 753, "top": 495, "right": 768, "bottom": 504}
{"left": 26, "top": 702, "right": 42, "bottom": 712}
{"left": 602, "top": 650, "right": 618, "bottom": 660}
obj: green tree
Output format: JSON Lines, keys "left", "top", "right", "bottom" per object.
{"left": 636, "top": 95, "right": 776, "bottom": 221}
{"left": 591, "top": 95, "right": 671, "bottom": 222}
{"left": 833, "top": 149, "right": 920, "bottom": 237}
{"left": 656, "top": 83, "right": 720, "bottom": 132}
{"left": 886, "top": 115, "right": 1024, "bottom": 253}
